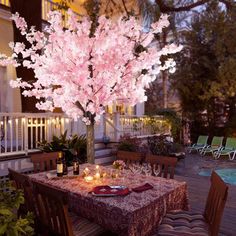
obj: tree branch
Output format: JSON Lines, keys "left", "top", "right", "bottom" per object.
{"left": 121, "top": 0, "right": 130, "bottom": 17}
{"left": 155, "top": 0, "right": 235, "bottom": 13}
{"left": 75, "top": 101, "right": 86, "bottom": 114}
{"left": 220, "top": 0, "right": 236, "bottom": 9}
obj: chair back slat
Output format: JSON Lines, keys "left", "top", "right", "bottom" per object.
{"left": 117, "top": 151, "right": 142, "bottom": 165}
{"left": 225, "top": 137, "right": 236, "bottom": 149}
{"left": 204, "top": 171, "right": 228, "bottom": 236}
{"left": 32, "top": 181, "right": 73, "bottom": 236}
{"left": 211, "top": 136, "right": 223, "bottom": 147}
{"left": 145, "top": 154, "right": 177, "bottom": 179}
{"left": 197, "top": 135, "right": 208, "bottom": 145}
{"left": 31, "top": 152, "right": 59, "bottom": 173}
{"left": 52, "top": 159, "right": 57, "bottom": 169}
{"left": 8, "top": 169, "right": 35, "bottom": 214}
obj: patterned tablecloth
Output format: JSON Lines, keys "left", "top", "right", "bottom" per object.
{"left": 29, "top": 164, "right": 189, "bottom": 236}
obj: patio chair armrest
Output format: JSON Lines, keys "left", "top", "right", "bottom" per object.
{"left": 218, "top": 146, "right": 224, "bottom": 151}
{"left": 229, "top": 149, "right": 236, "bottom": 153}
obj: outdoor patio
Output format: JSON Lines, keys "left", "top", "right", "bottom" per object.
{"left": 2, "top": 148, "right": 235, "bottom": 236}
{"left": 1, "top": 0, "right": 236, "bottom": 235}
{"left": 175, "top": 153, "right": 236, "bottom": 236}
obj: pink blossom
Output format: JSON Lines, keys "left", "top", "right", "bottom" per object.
{"left": 13, "top": 42, "right": 25, "bottom": 54}
{"left": 0, "top": 11, "right": 182, "bottom": 124}
{"left": 0, "top": 54, "right": 18, "bottom": 67}
{"left": 11, "top": 12, "right": 27, "bottom": 34}
{"left": 9, "top": 78, "right": 32, "bottom": 89}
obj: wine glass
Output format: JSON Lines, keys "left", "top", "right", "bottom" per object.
{"left": 153, "top": 164, "right": 161, "bottom": 177}
{"left": 142, "top": 163, "right": 152, "bottom": 176}
{"left": 129, "top": 163, "right": 142, "bottom": 175}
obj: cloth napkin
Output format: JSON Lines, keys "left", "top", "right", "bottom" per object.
{"left": 92, "top": 185, "right": 130, "bottom": 196}
{"left": 132, "top": 183, "right": 153, "bottom": 193}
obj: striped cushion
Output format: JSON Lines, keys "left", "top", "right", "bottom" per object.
{"left": 157, "top": 210, "right": 209, "bottom": 236}
{"left": 69, "top": 212, "right": 105, "bottom": 236}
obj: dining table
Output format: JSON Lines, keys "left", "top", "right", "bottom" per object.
{"left": 28, "top": 163, "right": 189, "bottom": 236}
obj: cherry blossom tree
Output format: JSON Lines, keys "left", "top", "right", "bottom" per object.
{"left": 0, "top": 10, "right": 182, "bottom": 163}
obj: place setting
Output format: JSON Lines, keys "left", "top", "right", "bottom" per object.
{"left": 79, "top": 162, "right": 155, "bottom": 197}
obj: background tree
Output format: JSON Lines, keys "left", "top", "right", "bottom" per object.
{"left": 137, "top": 0, "right": 236, "bottom": 111}
{"left": 170, "top": 1, "right": 236, "bottom": 140}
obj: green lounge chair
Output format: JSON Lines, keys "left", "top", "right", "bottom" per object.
{"left": 214, "top": 137, "right": 236, "bottom": 160}
{"left": 200, "top": 136, "right": 224, "bottom": 156}
{"left": 188, "top": 135, "right": 208, "bottom": 153}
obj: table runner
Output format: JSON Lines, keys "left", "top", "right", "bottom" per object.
{"left": 29, "top": 164, "right": 189, "bottom": 236}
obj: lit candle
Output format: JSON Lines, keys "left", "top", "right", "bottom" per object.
{"left": 95, "top": 165, "right": 100, "bottom": 175}
{"left": 111, "top": 171, "right": 118, "bottom": 179}
{"left": 83, "top": 167, "right": 90, "bottom": 177}
{"left": 94, "top": 172, "right": 100, "bottom": 180}
{"left": 85, "top": 167, "right": 89, "bottom": 174}
{"left": 101, "top": 171, "right": 107, "bottom": 178}
{"left": 84, "top": 175, "right": 93, "bottom": 182}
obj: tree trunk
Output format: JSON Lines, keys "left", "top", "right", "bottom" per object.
{"left": 10, "top": 0, "right": 42, "bottom": 112}
{"left": 160, "top": 29, "right": 168, "bottom": 109}
{"left": 162, "top": 70, "right": 168, "bottom": 108}
{"left": 86, "top": 123, "right": 95, "bottom": 164}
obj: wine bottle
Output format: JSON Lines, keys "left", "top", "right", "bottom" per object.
{"left": 57, "top": 152, "right": 63, "bottom": 177}
{"left": 73, "top": 152, "right": 79, "bottom": 175}
{"left": 62, "top": 152, "right": 68, "bottom": 176}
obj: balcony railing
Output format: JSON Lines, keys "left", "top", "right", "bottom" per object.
{"left": 105, "top": 114, "right": 171, "bottom": 139}
{"left": 0, "top": 112, "right": 170, "bottom": 158}
{"left": 0, "top": 112, "right": 103, "bottom": 157}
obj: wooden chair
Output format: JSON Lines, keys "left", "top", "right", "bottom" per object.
{"left": 157, "top": 171, "right": 228, "bottom": 236}
{"left": 32, "top": 180, "right": 107, "bottom": 236}
{"left": 30, "top": 152, "right": 58, "bottom": 173}
{"left": 8, "top": 168, "right": 35, "bottom": 215}
{"left": 145, "top": 154, "right": 177, "bottom": 179}
{"left": 117, "top": 150, "right": 143, "bottom": 166}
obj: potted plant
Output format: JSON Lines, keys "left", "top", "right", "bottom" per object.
{"left": 117, "top": 134, "right": 142, "bottom": 152}
{"left": 66, "top": 134, "right": 87, "bottom": 164}
{"left": 37, "top": 131, "right": 87, "bottom": 165}
{"left": 147, "top": 134, "right": 185, "bottom": 159}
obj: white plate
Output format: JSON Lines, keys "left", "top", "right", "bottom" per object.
{"left": 91, "top": 186, "right": 128, "bottom": 197}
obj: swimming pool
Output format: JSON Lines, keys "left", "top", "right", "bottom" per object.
{"left": 199, "top": 168, "right": 236, "bottom": 185}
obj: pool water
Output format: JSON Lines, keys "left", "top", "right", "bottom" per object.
{"left": 199, "top": 168, "right": 236, "bottom": 185}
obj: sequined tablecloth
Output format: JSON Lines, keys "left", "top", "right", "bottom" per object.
{"left": 29, "top": 164, "right": 189, "bottom": 236}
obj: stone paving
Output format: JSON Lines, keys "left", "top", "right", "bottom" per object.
{"left": 175, "top": 150, "right": 236, "bottom": 177}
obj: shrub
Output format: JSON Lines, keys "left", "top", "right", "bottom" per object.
{"left": 117, "top": 134, "right": 142, "bottom": 152}
{"left": 37, "top": 131, "right": 87, "bottom": 164}
{"left": 155, "top": 109, "right": 182, "bottom": 142}
{"left": 147, "top": 135, "right": 183, "bottom": 156}
{"left": 0, "top": 182, "right": 34, "bottom": 236}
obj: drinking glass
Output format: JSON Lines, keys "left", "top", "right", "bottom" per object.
{"left": 142, "top": 163, "right": 152, "bottom": 176}
{"left": 129, "top": 163, "right": 142, "bottom": 175}
{"left": 153, "top": 164, "right": 161, "bottom": 177}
